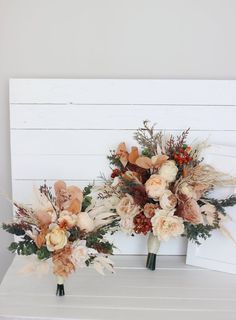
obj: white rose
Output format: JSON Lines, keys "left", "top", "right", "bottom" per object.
{"left": 145, "top": 174, "right": 166, "bottom": 200}
{"left": 159, "top": 190, "right": 177, "bottom": 210}
{"left": 46, "top": 226, "right": 68, "bottom": 252}
{"left": 116, "top": 195, "right": 140, "bottom": 217}
{"left": 159, "top": 160, "right": 178, "bottom": 183}
{"left": 151, "top": 209, "right": 184, "bottom": 241}
{"left": 77, "top": 212, "right": 94, "bottom": 232}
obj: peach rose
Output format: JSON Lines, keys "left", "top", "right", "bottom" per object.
{"left": 143, "top": 203, "right": 158, "bottom": 218}
{"left": 176, "top": 199, "right": 204, "bottom": 225}
{"left": 46, "top": 226, "right": 67, "bottom": 252}
{"left": 159, "top": 160, "right": 178, "bottom": 183}
{"left": 151, "top": 209, "right": 184, "bottom": 241}
{"left": 58, "top": 210, "right": 77, "bottom": 229}
{"left": 116, "top": 195, "right": 140, "bottom": 217}
{"left": 77, "top": 212, "right": 94, "bottom": 232}
{"left": 159, "top": 190, "right": 177, "bottom": 210}
{"left": 71, "top": 241, "right": 89, "bottom": 267}
{"left": 145, "top": 174, "right": 166, "bottom": 200}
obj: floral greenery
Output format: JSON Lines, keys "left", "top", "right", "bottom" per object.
{"left": 85, "top": 220, "right": 119, "bottom": 255}
{"left": 2, "top": 222, "right": 28, "bottom": 236}
{"left": 107, "top": 150, "right": 124, "bottom": 170}
{"left": 183, "top": 222, "right": 218, "bottom": 245}
{"left": 202, "top": 195, "right": 236, "bottom": 215}
{"left": 8, "top": 235, "right": 51, "bottom": 260}
{"left": 82, "top": 184, "right": 93, "bottom": 211}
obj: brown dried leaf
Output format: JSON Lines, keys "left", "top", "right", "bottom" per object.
{"left": 135, "top": 156, "right": 152, "bottom": 169}
{"left": 128, "top": 146, "right": 139, "bottom": 164}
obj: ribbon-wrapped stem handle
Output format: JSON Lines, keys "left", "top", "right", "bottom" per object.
{"left": 56, "top": 276, "right": 65, "bottom": 296}
{"left": 146, "top": 232, "right": 161, "bottom": 271}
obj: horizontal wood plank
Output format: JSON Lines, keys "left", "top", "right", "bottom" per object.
{"left": 10, "top": 104, "right": 236, "bottom": 130}
{"left": 11, "top": 129, "right": 236, "bottom": 155}
{"left": 10, "top": 79, "right": 236, "bottom": 105}
{"left": 1, "top": 256, "right": 236, "bottom": 320}
{"left": 11, "top": 155, "right": 107, "bottom": 180}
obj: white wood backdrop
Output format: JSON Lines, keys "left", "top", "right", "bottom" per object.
{"left": 10, "top": 79, "right": 236, "bottom": 255}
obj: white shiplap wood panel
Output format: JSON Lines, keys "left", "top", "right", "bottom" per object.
{"left": 10, "top": 104, "right": 236, "bottom": 130}
{"left": 11, "top": 129, "right": 236, "bottom": 155}
{"left": 9, "top": 79, "right": 236, "bottom": 104}
{"left": 10, "top": 79, "right": 236, "bottom": 256}
{"left": 12, "top": 155, "right": 106, "bottom": 180}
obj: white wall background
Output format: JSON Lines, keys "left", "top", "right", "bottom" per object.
{"left": 0, "top": 0, "right": 236, "bottom": 283}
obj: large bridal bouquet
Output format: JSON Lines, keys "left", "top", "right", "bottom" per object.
{"left": 98, "top": 121, "right": 236, "bottom": 270}
{"left": 2, "top": 181, "right": 119, "bottom": 295}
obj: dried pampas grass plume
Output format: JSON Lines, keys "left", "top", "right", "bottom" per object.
{"left": 177, "top": 164, "right": 236, "bottom": 194}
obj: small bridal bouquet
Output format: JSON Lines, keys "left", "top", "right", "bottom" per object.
{"left": 2, "top": 181, "right": 119, "bottom": 295}
{"left": 98, "top": 121, "right": 236, "bottom": 270}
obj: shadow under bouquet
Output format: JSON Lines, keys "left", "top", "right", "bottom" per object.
{"left": 2, "top": 181, "right": 119, "bottom": 295}
{"left": 98, "top": 121, "right": 236, "bottom": 270}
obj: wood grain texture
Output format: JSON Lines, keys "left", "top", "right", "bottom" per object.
{"left": 10, "top": 104, "right": 236, "bottom": 130}
{"left": 9, "top": 79, "right": 236, "bottom": 104}
{"left": 1, "top": 256, "right": 236, "bottom": 320}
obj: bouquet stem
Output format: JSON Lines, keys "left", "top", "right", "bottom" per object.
{"left": 56, "top": 276, "right": 65, "bottom": 296}
{"left": 146, "top": 233, "right": 161, "bottom": 271}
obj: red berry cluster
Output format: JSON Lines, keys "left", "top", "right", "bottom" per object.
{"left": 133, "top": 212, "right": 152, "bottom": 235}
{"left": 111, "top": 168, "right": 121, "bottom": 178}
{"left": 174, "top": 144, "right": 192, "bottom": 165}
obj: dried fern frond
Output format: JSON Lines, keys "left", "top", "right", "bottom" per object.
{"left": 134, "top": 120, "right": 164, "bottom": 156}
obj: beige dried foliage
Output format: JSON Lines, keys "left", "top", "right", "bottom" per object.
{"left": 176, "top": 164, "right": 236, "bottom": 194}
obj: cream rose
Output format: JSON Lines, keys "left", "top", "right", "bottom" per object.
{"left": 151, "top": 209, "right": 184, "bottom": 241}
{"left": 120, "top": 216, "right": 135, "bottom": 234}
{"left": 116, "top": 194, "right": 140, "bottom": 217}
{"left": 159, "top": 190, "right": 177, "bottom": 210}
{"left": 77, "top": 212, "right": 94, "bottom": 232}
{"left": 145, "top": 174, "right": 166, "bottom": 200}
{"left": 159, "top": 160, "right": 178, "bottom": 183}
{"left": 46, "top": 226, "right": 68, "bottom": 252}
